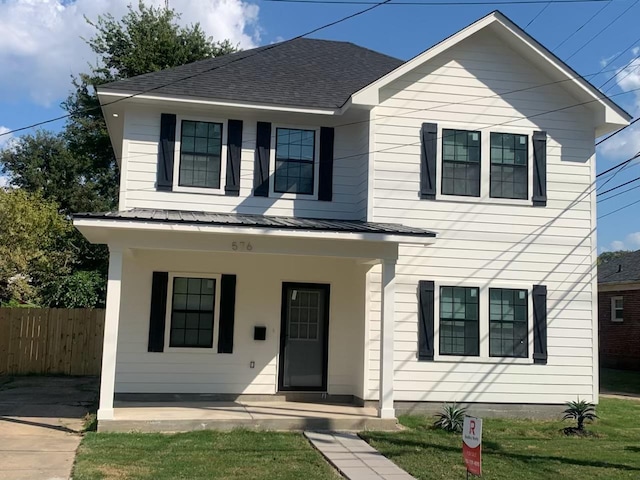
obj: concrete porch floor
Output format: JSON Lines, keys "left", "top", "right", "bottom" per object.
{"left": 99, "top": 401, "right": 399, "bottom": 432}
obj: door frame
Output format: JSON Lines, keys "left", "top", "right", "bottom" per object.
{"left": 278, "top": 282, "right": 331, "bottom": 392}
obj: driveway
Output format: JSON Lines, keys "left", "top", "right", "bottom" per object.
{"left": 0, "top": 376, "right": 98, "bottom": 480}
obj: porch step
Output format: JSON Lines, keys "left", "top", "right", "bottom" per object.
{"left": 98, "top": 401, "right": 398, "bottom": 433}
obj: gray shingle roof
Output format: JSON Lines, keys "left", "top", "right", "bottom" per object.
{"left": 598, "top": 250, "right": 640, "bottom": 284}
{"left": 74, "top": 209, "right": 436, "bottom": 238}
{"left": 98, "top": 38, "right": 403, "bottom": 109}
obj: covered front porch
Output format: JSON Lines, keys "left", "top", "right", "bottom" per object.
{"left": 74, "top": 209, "right": 435, "bottom": 430}
{"left": 100, "top": 398, "right": 396, "bottom": 432}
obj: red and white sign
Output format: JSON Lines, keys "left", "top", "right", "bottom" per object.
{"left": 462, "top": 415, "right": 482, "bottom": 476}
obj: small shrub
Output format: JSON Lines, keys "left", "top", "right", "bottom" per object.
{"left": 433, "top": 403, "right": 467, "bottom": 432}
{"left": 563, "top": 399, "right": 598, "bottom": 434}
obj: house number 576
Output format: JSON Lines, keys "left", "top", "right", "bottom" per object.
{"left": 231, "top": 241, "right": 253, "bottom": 251}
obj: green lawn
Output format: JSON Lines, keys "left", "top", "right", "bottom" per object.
{"left": 361, "top": 398, "right": 640, "bottom": 480}
{"left": 73, "top": 430, "right": 337, "bottom": 480}
{"left": 601, "top": 368, "right": 640, "bottom": 395}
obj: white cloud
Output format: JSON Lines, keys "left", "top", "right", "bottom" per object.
{"left": 0, "top": 0, "right": 260, "bottom": 106}
{"left": 0, "top": 126, "right": 12, "bottom": 149}
{"left": 597, "top": 52, "right": 640, "bottom": 159}
{"left": 605, "top": 232, "right": 640, "bottom": 251}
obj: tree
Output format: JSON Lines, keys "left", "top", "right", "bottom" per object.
{"left": 0, "top": 131, "right": 111, "bottom": 214}
{"left": 0, "top": 1, "right": 238, "bottom": 307}
{"left": 0, "top": 189, "right": 73, "bottom": 306}
{"left": 598, "top": 250, "right": 632, "bottom": 265}
{"left": 61, "top": 1, "right": 238, "bottom": 214}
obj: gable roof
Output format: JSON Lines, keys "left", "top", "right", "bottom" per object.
{"left": 599, "top": 250, "right": 640, "bottom": 285}
{"left": 351, "top": 10, "right": 630, "bottom": 133}
{"left": 98, "top": 38, "right": 403, "bottom": 110}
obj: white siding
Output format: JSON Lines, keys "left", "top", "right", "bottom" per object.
{"left": 115, "top": 249, "right": 366, "bottom": 395}
{"left": 366, "top": 29, "right": 598, "bottom": 404}
{"left": 120, "top": 105, "right": 370, "bottom": 220}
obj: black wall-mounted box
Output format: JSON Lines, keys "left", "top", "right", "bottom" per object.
{"left": 254, "top": 326, "right": 266, "bottom": 341}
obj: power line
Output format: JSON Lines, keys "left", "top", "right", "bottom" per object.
{"left": 525, "top": 1, "right": 551, "bottom": 28}
{"left": 596, "top": 152, "right": 640, "bottom": 177}
{"left": 0, "top": 0, "right": 393, "bottom": 139}
{"left": 597, "top": 174, "right": 640, "bottom": 196}
{"left": 261, "top": 0, "right": 613, "bottom": 4}
{"left": 599, "top": 197, "right": 640, "bottom": 218}
{"left": 598, "top": 182, "right": 640, "bottom": 202}
{"left": 595, "top": 117, "right": 640, "bottom": 146}
{"left": 597, "top": 33, "right": 640, "bottom": 90}
{"left": 552, "top": 0, "right": 612, "bottom": 51}
{"left": 564, "top": 0, "right": 640, "bottom": 61}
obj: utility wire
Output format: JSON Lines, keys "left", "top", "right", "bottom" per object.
{"left": 597, "top": 174, "right": 640, "bottom": 196}
{"left": 596, "top": 117, "right": 640, "bottom": 146}
{"left": 598, "top": 182, "right": 640, "bottom": 202}
{"left": 525, "top": 1, "right": 551, "bottom": 28}
{"left": 597, "top": 33, "right": 640, "bottom": 90}
{"left": 597, "top": 152, "right": 640, "bottom": 177}
{"left": 599, "top": 197, "right": 640, "bottom": 218}
{"left": 564, "top": 0, "right": 640, "bottom": 61}
{"left": 552, "top": 0, "right": 612, "bottom": 51}
{"left": 262, "top": 0, "right": 613, "bottom": 4}
{"left": 0, "top": 0, "right": 393, "bottom": 139}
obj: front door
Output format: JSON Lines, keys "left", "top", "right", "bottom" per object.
{"left": 279, "top": 283, "right": 330, "bottom": 391}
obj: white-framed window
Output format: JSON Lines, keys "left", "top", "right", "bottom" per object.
{"left": 172, "top": 116, "right": 228, "bottom": 194}
{"left": 434, "top": 281, "right": 534, "bottom": 364}
{"left": 164, "top": 273, "right": 222, "bottom": 350}
{"left": 435, "top": 123, "right": 534, "bottom": 205}
{"left": 611, "top": 296, "right": 624, "bottom": 322}
{"left": 269, "top": 125, "right": 320, "bottom": 199}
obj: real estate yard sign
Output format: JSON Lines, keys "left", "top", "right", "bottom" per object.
{"left": 462, "top": 415, "right": 482, "bottom": 477}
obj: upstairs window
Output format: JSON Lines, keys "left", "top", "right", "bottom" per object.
{"left": 490, "top": 133, "right": 528, "bottom": 200}
{"left": 441, "top": 129, "right": 481, "bottom": 197}
{"left": 611, "top": 296, "right": 624, "bottom": 322}
{"left": 439, "top": 286, "right": 479, "bottom": 356}
{"left": 179, "top": 120, "right": 223, "bottom": 189}
{"left": 274, "top": 128, "right": 315, "bottom": 195}
{"left": 489, "top": 288, "right": 528, "bottom": 358}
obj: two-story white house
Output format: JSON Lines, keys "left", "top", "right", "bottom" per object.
{"left": 74, "top": 11, "right": 631, "bottom": 430}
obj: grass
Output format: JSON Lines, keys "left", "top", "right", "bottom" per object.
{"left": 600, "top": 368, "right": 640, "bottom": 395}
{"left": 72, "top": 430, "right": 338, "bottom": 480}
{"left": 360, "top": 398, "right": 640, "bottom": 480}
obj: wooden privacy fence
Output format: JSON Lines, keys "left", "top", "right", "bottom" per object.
{"left": 0, "top": 308, "right": 105, "bottom": 376}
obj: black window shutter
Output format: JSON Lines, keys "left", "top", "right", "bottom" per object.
{"left": 225, "top": 119, "right": 243, "bottom": 196}
{"left": 418, "top": 280, "right": 435, "bottom": 361}
{"left": 533, "top": 284, "right": 548, "bottom": 364}
{"left": 420, "top": 123, "right": 437, "bottom": 200}
{"left": 254, "top": 122, "right": 271, "bottom": 196}
{"left": 318, "top": 127, "right": 335, "bottom": 201}
{"left": 148, "top": 272, "right": 169, "bottom": 352}
{"left": 218, "top": 274, "right": 237, "bottom": 354}
{"left": 532, "top": 131, "right": 547, "bottom": 207}
{"left": 158, "top": 114, "right": 176, "bottom": 191}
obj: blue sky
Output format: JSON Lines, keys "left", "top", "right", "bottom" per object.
{"left": 1, "top": 0, "right": 639, "bottom": 251}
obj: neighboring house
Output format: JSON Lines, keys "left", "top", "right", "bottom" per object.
{"left": 74, "top": 11, "right": 631, "bottom": 425}
{"left": 598, "top": 250, "right": 640, "bottom": 371}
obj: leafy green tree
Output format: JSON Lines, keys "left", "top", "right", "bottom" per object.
{"left": 0, "top": 1, "right": 237, "bottom": 307}
{"left": 598, "top": 250, "right": 632, "bottom": 265}
{"left": 61, "top": 1, "right": 238, "bottom": 213}
{"left": 0, "top": 189, "right": 74, "bottom": 306}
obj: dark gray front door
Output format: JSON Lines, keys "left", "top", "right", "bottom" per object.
{"left": 279, "top": 283, "right": 330, "bottom": 391}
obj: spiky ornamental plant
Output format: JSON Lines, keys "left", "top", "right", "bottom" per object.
{"left": 433, "top": 403, "right": 467, "bottom": 433}
{"left": 563, "top": 399, "right": 598, "bottom": 431}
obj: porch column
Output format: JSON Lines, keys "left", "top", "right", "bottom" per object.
{"left": 97, "top": 248, "right": 124, "bottom": 421}
{"left": 379, "top": 258, "right": 396, "bottom": 419}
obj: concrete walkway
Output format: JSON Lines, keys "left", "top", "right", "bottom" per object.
{"left": 0, "top": 376, "right": 98, "bottom": 480}
{"left": 305, "top": 431, "right": 416, "bottom": 480}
